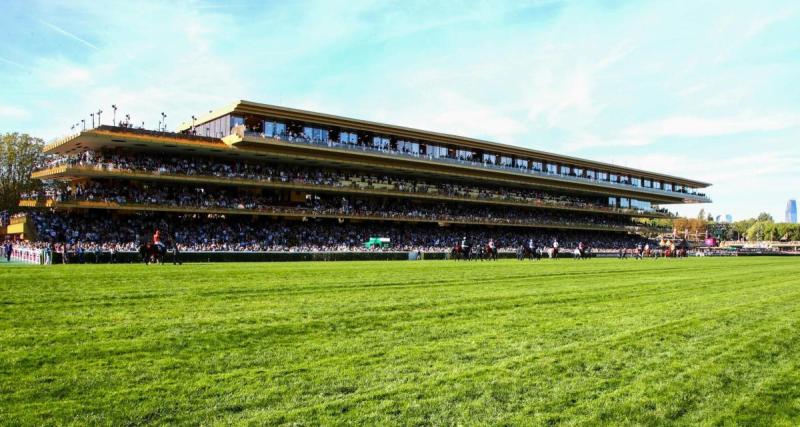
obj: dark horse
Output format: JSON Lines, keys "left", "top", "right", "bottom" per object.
{"left": 139, "top": 242, "right": 167, "bottom": 265}
{"left": 517, "top": 244, "right": 541, "bottom": 261}
{"left": 451, "top": 243, "right": 473, "bottom": 261}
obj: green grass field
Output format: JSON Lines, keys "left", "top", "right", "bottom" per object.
{"left": 2, "top": 257, "right": 800, "bottom": 425}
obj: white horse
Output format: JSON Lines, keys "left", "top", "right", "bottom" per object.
{"left": 573, "top": 248, "right": 582, "bottom": 259}
{"left": 547, "top": 247, "right": 559, "bottom": 259}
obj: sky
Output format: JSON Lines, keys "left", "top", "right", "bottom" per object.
{"left": 1, "top": 0, "right": 799, "bottom": 221}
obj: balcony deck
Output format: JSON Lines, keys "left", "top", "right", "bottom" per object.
{"left": 31, "top": 166, "right": 671, "bottom": 218}
{"left": 18, "top": 199, "right": 667, "bottom": 234}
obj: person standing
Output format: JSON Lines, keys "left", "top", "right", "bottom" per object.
{"left": 172, "top": 241, "right": 182, "bottom": 265}
{"left": 4, "top": 241, "right": 12, "bottom": 262}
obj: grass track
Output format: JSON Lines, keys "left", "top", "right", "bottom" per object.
{"left": 1, "top": 257, "right": 800, "bottom": 425}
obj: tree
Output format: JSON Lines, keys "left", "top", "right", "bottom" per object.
{"left": 697, "top": 208, "right": 705, "bottom": 221}
{"left": 756, "top": 212, "right": 774, "bottom": 222}
{"left": 0, "top": 132, "right": 45, "bottom": 212}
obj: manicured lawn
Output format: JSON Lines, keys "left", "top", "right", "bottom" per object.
{"left": 1, "top": 257, "right": 800, "bottom": 425}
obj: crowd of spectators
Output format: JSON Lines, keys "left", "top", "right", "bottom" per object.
{"left": 21, "top": 181, "right": 648, "bottom": 231}
{"left": 39, "top": 151, "right": 669, "bottom": 216}
{"left": 23, "top": 210, "right": 651, "bottom": 253}
{"left": 226, "top": 124, "right": 707, "bottom": 199}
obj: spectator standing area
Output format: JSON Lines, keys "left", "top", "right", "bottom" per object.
{"left": 10, "top": 100, "right": 710, "bottom": 257}
{"left": 1, "top": 258, "right": 799, "bottom": 424}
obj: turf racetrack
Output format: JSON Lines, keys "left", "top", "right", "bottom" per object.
{"left": 2, "top": 257, "right": 800, "bottom": 425}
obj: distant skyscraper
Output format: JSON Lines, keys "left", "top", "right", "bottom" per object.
{"left": 787, "top": 199, "right": 798, "bottom": 223}
{"left": 725, "top": 214, "right": 733, "bottom": 223}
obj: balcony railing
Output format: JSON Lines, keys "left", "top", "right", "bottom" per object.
{"left": 30, "top": 165, "right": 672, "bottom": 218}
{"left": 18, "top": 198, "right": 669, "bottom": 234}
{"left": 234, "top": 127, "right": 710, "bottom": 202}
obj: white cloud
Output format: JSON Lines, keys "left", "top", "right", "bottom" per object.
{"left": 622, "top": 114, "right": 800, "bottom": 140}
{"left": 0, "top": 105, "right": 30, "bottom": 119}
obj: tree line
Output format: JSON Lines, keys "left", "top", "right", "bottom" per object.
{"left": 1, "top": 132, "right": 45, "bottom": 213}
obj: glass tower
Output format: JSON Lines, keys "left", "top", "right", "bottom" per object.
{"left": 786, "top": 199, "right": 798, "bottom": 223}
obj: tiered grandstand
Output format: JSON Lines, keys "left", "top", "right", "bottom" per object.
{"left": 14, "top": 100, "right": 711, "bottom": 256}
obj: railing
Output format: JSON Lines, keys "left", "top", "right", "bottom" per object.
{"left": 19, "top": 198, "right": 669, "bottom": 234}
{"left": 32, "top": 165, "right": 672, "bottom": 218}
{"left": 234, "top": 128, "right": 711, "bottom": 202}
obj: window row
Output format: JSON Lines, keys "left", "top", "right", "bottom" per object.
{"left": 189, "top": 114, "right": 698, "bottom": 196}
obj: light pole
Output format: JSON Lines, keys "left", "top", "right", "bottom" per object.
{"left": 81, "top": 119, "right": 86, "bottom": 131}
{"left": 161, "top": 112, "right": 167, "bottom": 131}
{"left": 90, "top": 113, "right": 94, "bottom": 128}
{"left": 97, "top": 109, "right": 103, "bottom": 126}
{"left": 191, "top": 115, "right": 197, "bottom": 131}
{"left": 112, "top": 105, "right": 117, "bottom": 126}
{"left": 70, "top": 124, "right": 75, "bottom": 132}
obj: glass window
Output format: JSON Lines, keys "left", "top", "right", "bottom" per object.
{"left": 339, "top": 131, "right": 358, "bottom": 144}
{"left": 630, "top": 199, "right": 652, "bottom": 211}
{"left": 373, "top": 136, "right": 390, "bottom": 150}
{"left": 573, "top": 167, "right": 583, "bottom": 177}
{"left": 608, "top": 197, "right": 617, "bottom": 207}
{"left": 631, "top": 177, "right": 641, "bottom": 187}
{"left": 664, "top": 183, "right": 673, "bottom": 191}
{"left": 609, "top": 174, "right": 618, "bottom": 183}
{"left": 560, "top": 165, "right": 571, "bottom": 175}
{"left": 547, "top": 163, "right": 557, "bottom": 174}
{"left": 397, "top": 140, "right": 419, "bottom": 154}
{"left": 231, "top": 116, "right": 244, "bottom": 129}
{"left": 586, "top": 170, "right": 596, "bottom": 179}
{"left": 264, "top": 120, "right": 286, "bottom": 137}
{"left": 643, "top": 179, "right": 651, "bottom": 188}
{"left": 483, "top": 153, "right": 496, "bottom": 164}
{"left": 515, "top": 158, "right": 528, "bottom": 168}
{"left": 500, "top": 156, "right": 513, "bottom": 166}
{"left": 428, "top": 145, "right": 447, "bottom": 158}
{"left": 653, "top": 181, "right": 662, "bottom": 189}
{"left": 456, "top": 149, "right": 473, "bottom": 160}
{"left": 620, "top": 197, "right": 630, "bottom": 208}
{"left": 531, "top": 161, "right": 543, "bottom": 171}
{"left": 598, "top": 171, "right": 608, "bottom": 181}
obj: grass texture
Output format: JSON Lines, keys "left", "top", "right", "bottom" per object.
{"left": 1, "top": 257, "right": 800, "bottom": 425}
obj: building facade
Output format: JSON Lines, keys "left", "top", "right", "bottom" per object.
{"left": 19, "top": 100, "right": 712, "bottom": 251}
{"left": 787, "top": 199, "right": 798, "bottom": 224}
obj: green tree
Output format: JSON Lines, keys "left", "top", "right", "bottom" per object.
{"left": 0, "top": 132, "right": 45, "bottom": 212}
{"left": 756, "top": 212, "right": 774, "bottom": 222}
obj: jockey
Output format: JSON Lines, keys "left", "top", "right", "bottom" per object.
{"left": 488, "top": 239, "right": 495, "bottom": 250}
{"left": 153, "top": 229, "right": 165, "bottom": 249}
{"left": 553, "top": 239, "right": 559, "bottom": 249}
{"left": 528, "top": 238, "right": 534, "bottom": 251}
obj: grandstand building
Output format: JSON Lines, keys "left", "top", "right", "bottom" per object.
{"left": 17, "top": 100, "right": 711, "bottom": 253}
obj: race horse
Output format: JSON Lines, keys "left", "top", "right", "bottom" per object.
{"left": 547, "top": 246, "right": 560, "bottom": 259}
{"left": 517, "top": 244, "right": 541, "bottom": 261}
{"left": 484, "top": 242, "right": 498, "bottom": 261}
{"left": 451, "top": 243, "right": 472, "bottom": 261}
{"left": 139, "top": 242, "right": 167, "bottom": 265}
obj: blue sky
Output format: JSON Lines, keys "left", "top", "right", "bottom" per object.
{"left": 1, "top": 0, "right": 799, "bottom": 221}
